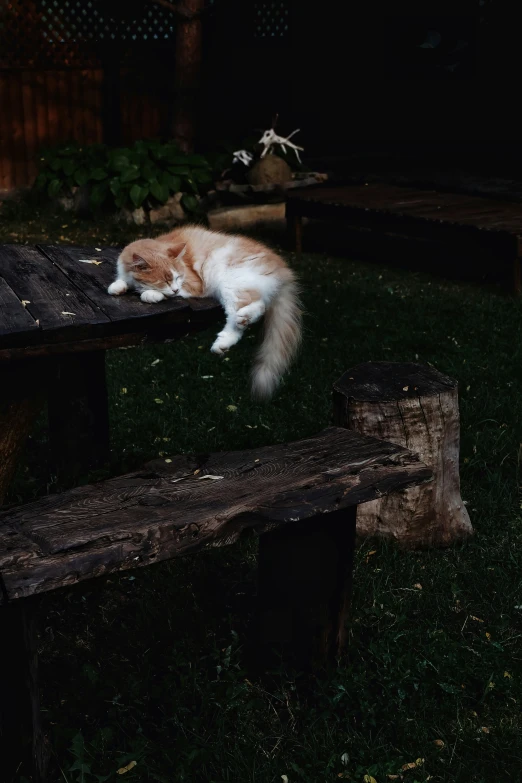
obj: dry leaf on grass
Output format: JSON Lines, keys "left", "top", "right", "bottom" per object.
{"left": 117, "top": 760, "right": 137, "bottom": 774}
{"left": 433, "top": 739, "right": 445, "bottom": 748}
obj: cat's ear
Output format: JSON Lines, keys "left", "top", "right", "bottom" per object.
{"left": 131, "top": 253, "right": 150, "bottom": 271}
{"left": 167, "top": 242, "right": 186, "bottom": 261}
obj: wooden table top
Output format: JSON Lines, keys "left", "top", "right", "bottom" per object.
{"left": 0, "top": 244, "right": 222, "bottom": 361}
{"left": 287, "top": 183, "right": 522, "bottom": 235}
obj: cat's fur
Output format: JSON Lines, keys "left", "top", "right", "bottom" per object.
{"left": 108, "top": 226, "right": 302, "bottom": 399}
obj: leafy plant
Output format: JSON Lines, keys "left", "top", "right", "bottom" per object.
{"left": 34, "top": 140, "right": 213, "bottom": 217}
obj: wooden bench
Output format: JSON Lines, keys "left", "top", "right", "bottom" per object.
{"left": 0, "top": 426, "right": 431, "bottom": 781}
{"left": 286, "top": 183, "right": 522, "bottom": 293}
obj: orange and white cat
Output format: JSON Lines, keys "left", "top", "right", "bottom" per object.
{"left": 108, "top": 226, "right": 302, "bottom": 399}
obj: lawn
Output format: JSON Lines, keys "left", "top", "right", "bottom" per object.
{"left": 1, "top": 200, "right": 522, "bottom": 783}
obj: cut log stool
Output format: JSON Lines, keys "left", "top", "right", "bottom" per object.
{"left": 333, "top": 362, "right": 473, "bottom": 548}
{"left": 0, "top": 427, "right": 431, "bottom": 781}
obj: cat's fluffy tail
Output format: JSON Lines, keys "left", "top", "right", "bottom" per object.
{"left": 251, "top": 276, "right": 302, "bottom": 400}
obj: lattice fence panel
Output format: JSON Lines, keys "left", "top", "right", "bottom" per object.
{"left": 0, "top": 0, "right": 179, "bottom": 68}
{"left": 253, "top": 0, "right": 289, "bottom": 39}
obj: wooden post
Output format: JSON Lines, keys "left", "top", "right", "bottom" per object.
{"left": 47, "top": 351, "right": 110, "bottom": 483}
{"left": 333, "top": 362, "right": 473, "bottom": 548}
{"left": 0, "top": 601, "right": 49, "bottom": 782}
{"left": 256, "top": 507, "right": 356, "bottom": 671}
{"left": 0, "top": 361, "right": 47, "bottom": 504}
{"left": 172, "top": 0, "right": 204, "bottom": 152}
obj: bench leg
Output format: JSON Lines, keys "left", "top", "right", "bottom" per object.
{"left": 512, "top": 256, "right": 522, "bottom": 296}
{"left": 48, "top": 351, "right": 110, "bottom": 482}
{"left": 0, "top": 600, "right": 49, "bottom": 782}
{"left": 0, "top": 361, "right": 48, "bottom": 504}
{"left": 256, "top": 506, "right": 356, "bottom": 671}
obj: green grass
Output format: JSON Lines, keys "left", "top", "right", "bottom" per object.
{"left": 1, "top": 200, "right": 522, "bottom": 783}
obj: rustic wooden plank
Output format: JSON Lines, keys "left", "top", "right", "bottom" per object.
{"left": 0, "top": 277, "right": 39, "bottom": 340}
{"left": 38, "top": 244, "right": 222, "bottom": 322}
{"left": 0, "top": 245, "right": 110, "bottom": 341}
{"left": 0, "top": 427, "right": 432, "bottom": 600}
{"left": 256, "top": 506, "right": 356, "bottom": 670}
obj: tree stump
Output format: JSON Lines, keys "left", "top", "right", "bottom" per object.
{"left": 333, "top": 362, "right": 473, "bottom": 548}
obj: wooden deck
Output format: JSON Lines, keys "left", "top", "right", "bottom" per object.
{"left": 286, "top": 184, "right": 522, "bottom": 293}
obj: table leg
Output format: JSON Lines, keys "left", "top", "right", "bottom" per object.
{"left": 0, "top": 599, "right": 49, "bottom": 782}
{"left": 293, "top": 214, "right": 303, "bottom": 258}
{"left": 48, "top": 351, "right": 110, "bottom": 482}
{"left": 0, "top": 361, "right": 47, "bottom": 504}
{"left": 256, "top": 506, "right": 356, "bottom": 671}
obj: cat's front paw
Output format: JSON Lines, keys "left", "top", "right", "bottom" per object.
{"left": 108, "top": 279, "right": 128, "bottom": 296}
{"left": 140, "top": 290, "right": 165, "bottom": 303}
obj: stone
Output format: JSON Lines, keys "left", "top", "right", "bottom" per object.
{"left": 118, "top": 207, "right": 147, "bottom": 225}
{"left": 248, "top": 155, "right": 292, "bottom": 186}
{"left": 149, "top": 192, "right": 186, "bottom": 225}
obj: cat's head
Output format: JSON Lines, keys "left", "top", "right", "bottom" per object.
{"left": 119, "top": 239, "right": 187, "bottom": 297}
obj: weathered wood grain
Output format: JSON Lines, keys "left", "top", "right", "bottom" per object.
{"left": 0, "top": 244, "right": 108, "bottom": 343}
{"left": 0, "top": 427, "right": 432, "bottom": 600}
{"left": 0, "top": 277, "right": 40, "bottom": 342}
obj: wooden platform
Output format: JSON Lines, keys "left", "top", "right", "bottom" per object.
{"left": 286, "top": 183, "right": 522, "bottom": 293}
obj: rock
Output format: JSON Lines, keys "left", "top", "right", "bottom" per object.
{"left": 150, "top": 192, "right": 186, "bottom": 225}
{"left": 248, "top": 155, "right": 292, "bottom": 186}
{"left": 118, "top": 207, "right": 147, "bottom": 225}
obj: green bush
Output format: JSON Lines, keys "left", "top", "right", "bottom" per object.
{"left": 34, "top": 140, "right": 213, "bottom": 216}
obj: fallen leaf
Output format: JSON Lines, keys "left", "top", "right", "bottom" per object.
{"left": 403, "top": 385, "right": 409, "bottom": 391}
{"left": 341, "top": 753, "right": 349, "bottom": 766}
{"left": 21, "top": 300, "right": 30, "bottom": 307}
{"left": 413, "top": 583, "right": 423, "bottom": 590}
{"left": 165, "top": 458, "right": 172, "bottom": 463}
{"left": 504, "top": 671, "right": 512, "bottom": 678}
{"left": 415, "top": 758, "right": 424, "bottom": 766}
{"left": 95, "top": 247, "right": 102, "bottom": 251}
{"left": 154, "top": 398, "right": 164, "bottom": 404}
{"left": 481, "top": 726, "right": 490, "bottom": 733}
{"left": 61, "top": 312, "right": 76, "bottom": 316}
{"left": 78, "top": 259, "right": 103, "bottom": 265}
{"left": 485, "top": 632, "right": 491, "bottom": 640}
{"left": 194, "top": 469, "right": 201, "bottom": 475}
{"left": 227, "top": 404, "right": 238, "bottom": 412}
{"left": 151, "top": 359, "right": 161, "bottom": 366}
{"left": 281, "top": 777, "right": 289, "bottom": 783}
{"left": 363, "top": 776, "right": 377, "bottom": 783}
{"left": 121, "top": 388, "right": 127, "bottom": 394}
{"left": 471, "top": 616, "right": 484, "bottom": 622}
{"left": 433, "top": 739, "right": 444, "bottom": 748}
{"left": 117, "top": 760, "right": 137, "bottom": 774}
{"left": 401, "top": 762, "right": 417, "bottom": 771}
{"left": 198, "top": 474, "right": 224, "bottom": 481}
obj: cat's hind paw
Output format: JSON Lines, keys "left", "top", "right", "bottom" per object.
{"left": 108, "top": 279, "right": 128, "bottom": 296}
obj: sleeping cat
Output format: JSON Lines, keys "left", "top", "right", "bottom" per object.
{"left": 108, "top": 226, "right": 302, "bottom": 400}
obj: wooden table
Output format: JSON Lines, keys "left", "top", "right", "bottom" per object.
{"left": 0, "top": 243, "right": 222, "bottom": 499}
{"left": 286, "top": 183, "right": 522, "bottom": 293}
